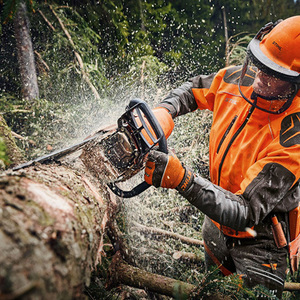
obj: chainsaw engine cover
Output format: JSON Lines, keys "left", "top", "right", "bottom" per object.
{"left": 102, "top": 127, "right": 142, "bottom": 173}
{"left": 81, "top": 99, "right": 167, "bottom": 198}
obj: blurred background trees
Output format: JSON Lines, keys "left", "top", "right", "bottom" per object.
{"left": 0, "top": 0, "right": 299, "bottom": 160}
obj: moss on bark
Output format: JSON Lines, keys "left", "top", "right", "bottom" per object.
{"left": 0, "top": 115, "right": 24, "bottom": 167}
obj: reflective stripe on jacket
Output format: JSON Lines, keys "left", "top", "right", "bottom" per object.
{"left": 160, "top": 65, "right": 300, "bottom": 238}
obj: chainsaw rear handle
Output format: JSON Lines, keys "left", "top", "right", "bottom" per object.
{"left": 108, "top": 99, "right": 168, "bottom": 198}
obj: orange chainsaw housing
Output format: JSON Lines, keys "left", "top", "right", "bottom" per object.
{"left": 138, "top": 107, "right": 174, "bottom": 145}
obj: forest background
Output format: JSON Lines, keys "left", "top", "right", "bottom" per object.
{"left": 1, "top": 1, "right": 300, "bottom": 299}
{"left": 1, "top": 0, "right": 300, "bottom": 162}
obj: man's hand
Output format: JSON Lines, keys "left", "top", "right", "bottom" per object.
{"left": 144, "top": 150, "right": 194, "bottom": 192}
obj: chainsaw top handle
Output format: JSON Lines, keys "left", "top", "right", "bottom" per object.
{"left": 108, "top": 99, "right": 168, "bottom": 198}
{"left": 128, "top": 98, "right": 168, "bottom": 154}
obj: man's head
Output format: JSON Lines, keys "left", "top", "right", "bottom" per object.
{"left": 239, "top": 16, "right": 300, "bottom": 113}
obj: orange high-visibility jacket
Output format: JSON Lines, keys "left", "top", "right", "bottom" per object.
{"left": 160, "top": 65, "right": 300, "bottom": 238}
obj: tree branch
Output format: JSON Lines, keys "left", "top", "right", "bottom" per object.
{"left": 107, "top": 252, "right": 197, "bottom": 298}
{"left": 38, "top": 9, "right": 56, "bottom": 31}
{"left": 132, "top": 221, "right": 204, "bottom": 246}
{"left": 173, "top": 251, "right": 204, "bottom": 265}
{"left": 49, "top": 5, "right": 100, "bottom": 100}
{"left": 11, "top": 131, "right": 36, "bottom": 146}
{"left": 34, "top": 50, "right": 50, "bottom": 72}
{"left": 284, "top": 282, "right": 300, "bottom": 291}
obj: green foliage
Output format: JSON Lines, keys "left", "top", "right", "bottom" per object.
{"left": 190, "top": 268, "right": 279, "bottom": 299}
{"left": 283, "top": 290, "right": 300, "bottom": 300}
{"left": 124, "top": 55, "right": 168, "bottom": 99}
{"left": 284, "top": 268, "right": 300, "bottom": 300}
{"left": 1, "top": 1, "right": 300, "bottom": 298}
{"left": 0, "top": 3, "right": 115, "bottom": 159}
{"left": 1, "top": 0, "right": 20, "bottom": 23}
{"left": 98, "top": 0, "right": 130, "bottom": 55}
{"left": 29, "top": 3, "right": 108, "bottom": 102}
{"left": 1, "top": 0, "right": 35, "bottom": 24}
{"left": 226, "top": 34, "right": 253, "bottom": 66}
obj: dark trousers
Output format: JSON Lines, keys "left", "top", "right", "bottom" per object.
{"left": 202, "top": 216, "right": 288, "bottom": 299}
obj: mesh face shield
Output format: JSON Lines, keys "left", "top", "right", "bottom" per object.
{"left": 238, "top": 58, "right": 298, "bottom": 114}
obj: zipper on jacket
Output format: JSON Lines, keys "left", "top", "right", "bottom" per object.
{"left": 217, "top": 106, "right": 255, "bottom": 186}
{"left": 216, "top": 115, "right": 238, "bottom": 154}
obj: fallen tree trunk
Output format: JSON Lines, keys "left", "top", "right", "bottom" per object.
{"left": 108, "top": 252, "right": 300, "bottom": 298}
{"left": 0, "top": 127, "right": 120, "bottom": 299}
{"left": 0, "top": 162, "right": 108, "bottom": 299}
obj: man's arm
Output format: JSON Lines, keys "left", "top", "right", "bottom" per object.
{"left": 145, "top": 150, "right": 299, "bottom": 232}
{"left": 158, "top": 73, "right": 216, "bottom": 118}
{"left": 180, "top": 163, "right": 298, "bottom": 231}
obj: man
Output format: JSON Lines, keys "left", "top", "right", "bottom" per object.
{"left": 144, "top": 16, "right": 300, "bottom": 298}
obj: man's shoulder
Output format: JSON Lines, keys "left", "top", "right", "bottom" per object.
{"left": 222, "top": 65, "right": 256, "bottom": 87}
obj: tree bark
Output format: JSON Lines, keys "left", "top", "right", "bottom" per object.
{"left": 13, "top": 1, "right": 39, "bottom": 101}
{"left": 0, "top": 128, "right": 119, "bottom": 299}
{"left": 0, "top": 162, "right": 109, "bottom": 299}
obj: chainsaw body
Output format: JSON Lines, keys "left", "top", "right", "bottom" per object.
{"left": 12, "top": 99, "right": 167, "bottom": 198}
{"left": 103, "top": 99, "right": 167, "bottom": 198}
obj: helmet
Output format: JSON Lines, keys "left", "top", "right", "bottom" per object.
{"left": 248, "top": 16, "right": 300, "bottom": 84}
{"left": 239, "top": 16, "right": 300, "bottom": 114}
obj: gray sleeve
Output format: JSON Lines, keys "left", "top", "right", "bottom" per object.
{"left": 158, "top": 73, "right": 216, "bottom": 118}
{"left": 179, "top": 163, "right": 298, "bottom": 231}
{"left": 180, "top": 176, "right": 253, "bottom": 231}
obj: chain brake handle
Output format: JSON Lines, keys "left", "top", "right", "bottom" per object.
{"left": 107, "top": 99, "right": 167, "bottom": 198}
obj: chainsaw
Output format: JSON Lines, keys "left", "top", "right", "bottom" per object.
{"left": 12, "top": 99, "right": 168, "bottom": 198}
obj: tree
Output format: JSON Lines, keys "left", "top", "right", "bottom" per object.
{"left": 13, "top": 1, "right": 39, "bottom": 101}
{"left": 0, "top": 124, "right": 205, "bottom": 299}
